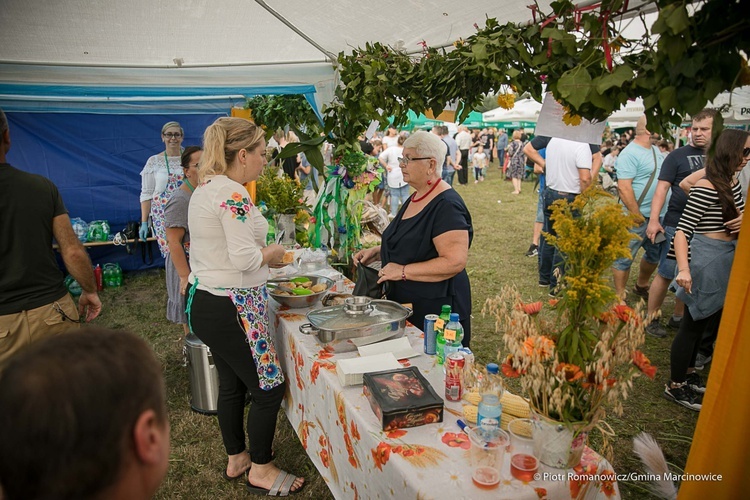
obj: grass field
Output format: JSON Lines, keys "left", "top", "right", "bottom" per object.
{"left": 92, "top": 162, "right": 699, "bottom": 499}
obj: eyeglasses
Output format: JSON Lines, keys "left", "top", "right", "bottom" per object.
{"left": 397, "top": 156, "right": 431, "bottom": 166}
{"left": 53, "top": 302, "right": 85, "bottom": 324}
{"left": 163, "top": 132, "right": 183, "bottom": 139}
{"left": 743, "top": 147, "right": 750, "bottom": 157}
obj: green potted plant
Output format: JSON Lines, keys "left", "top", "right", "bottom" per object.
{"left": 256, "top": 166, "right": 308, "bottom": 246}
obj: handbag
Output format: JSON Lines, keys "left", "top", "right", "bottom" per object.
{"left": 120, "top": 221, "right": 141, "bottom": 255}
{"left": 353, "top": 262, "right": 388, "bottom": 299}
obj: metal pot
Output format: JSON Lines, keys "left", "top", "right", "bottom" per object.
{"left": 268, "top": 275, "right": 334, "bottom": 309}
{"left": 299, "top": 297, "right": 412, "bottom": 352}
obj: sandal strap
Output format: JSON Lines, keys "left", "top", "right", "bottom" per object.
{"left": 278, "top": 472, "right": 297, "bottom": 496}
{"left": 268, "top": 471, "right": 293, "bottom": 496}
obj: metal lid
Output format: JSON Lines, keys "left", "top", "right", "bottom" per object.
{"left": 306, "top": 298, "right": 411, "bottom": 330}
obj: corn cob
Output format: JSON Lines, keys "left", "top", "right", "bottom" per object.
{"left": 500, "top": 391, "right": 530, "bottom": 418}
{"left": 462, "top": 404, "right": 478, "bottom": 424}
{"left": 503, "top": 414, "right": 533, "bottom": 437}
{"left": 463, "top": 390, "right": 481, "bottom": 406}
{"left": 500, "top": 411, "right": 514, "bottom": 430}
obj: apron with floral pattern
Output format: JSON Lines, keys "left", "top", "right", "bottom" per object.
{"left": 150, "top": 153, "right": 182, "bottom": 257}
{"left": 226, "top": 285, "right": 285, "bottom": 390}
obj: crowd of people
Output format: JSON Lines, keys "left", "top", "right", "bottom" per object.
{"left": 518, "top": 109, "right": 747, "bottom": 414}
{"left": 1, "top": 99, "right": 747, "bottom": 496}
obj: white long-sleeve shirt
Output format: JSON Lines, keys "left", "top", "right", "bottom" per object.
{"left": 140, "top": 154, "right": 183, "bottom": 202}
{"left": 188, "top": 175, "right": 269, "bottom": 294}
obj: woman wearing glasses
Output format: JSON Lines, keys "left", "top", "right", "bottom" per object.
{"left": 139, "top": 121, "right": 185, "bottom": 257}
{"left": 354, "top": 131, "right": 474, "bottom": 346}
{"left": 163, "top": 146, "right": 202, "bottom": 335}
{"left": 664, "top": 129, "right": 748, "bottom": 412}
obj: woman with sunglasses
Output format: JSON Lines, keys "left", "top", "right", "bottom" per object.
{"left": 139, "top": 121, "right": 185, "bottom": 257}
{"left": 664, "top": 129, "right": 748, "bottom": 412}
{"left": 354, "top": 131, "right": 474, "bottom": 346}
{"left": 163, "top": 146, "right": 201, "bottom": 335}
{"left": 186, "top": 118, "right": 304, "bottom": 495}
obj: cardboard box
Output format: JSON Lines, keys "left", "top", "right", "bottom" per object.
{"left": 362, "top": 367, "right": 444, "bottom": 431}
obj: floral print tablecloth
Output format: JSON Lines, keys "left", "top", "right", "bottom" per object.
{"left": 272, "top": 299, "right": 620, "bottom": 500}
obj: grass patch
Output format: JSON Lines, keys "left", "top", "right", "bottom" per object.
{"left": 92, "top": 162, "right": 697, "bottom": 499}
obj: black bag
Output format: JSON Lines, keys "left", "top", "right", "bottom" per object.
{"left": 353, "top": 262, "right": 389, "bottom": 299}
{"left": 120, "top": 221, "right": 141, "bottom": 255}
{"left": 123, "top": 221, "right": 141, "bottom": 240}
{"left": 120, "top": 221, "right": 153, "bottom": 264}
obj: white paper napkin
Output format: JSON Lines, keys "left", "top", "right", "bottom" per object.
{"left": 337, "top": 353, "right": 401, "bottom": 386}
{"left": 357, "top": 336, "right": 420, "bottom": 360}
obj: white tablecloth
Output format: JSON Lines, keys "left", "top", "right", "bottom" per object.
{"left": 271, "top": 287, "right": 621, "bottom": 500}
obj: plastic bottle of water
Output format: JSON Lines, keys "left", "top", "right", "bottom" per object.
{"left": 442, "top": 313, "right": 464, "bottom": 372}
{"left": 477, "top": 363, "right": 504, "bottom": 427}
{"left": 71, "top": 217, "right": 88, "bottom": 242}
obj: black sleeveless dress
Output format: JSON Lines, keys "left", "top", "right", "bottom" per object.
{"left": 380, "top": 189, "right": 474, "bottom": 346}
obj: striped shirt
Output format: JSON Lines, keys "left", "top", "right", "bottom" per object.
{"left": 668, "top": 182, "right": 744, "bottom": 260}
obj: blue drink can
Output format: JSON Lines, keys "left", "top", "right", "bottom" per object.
{"left": 423, "top": 314, "right": 438, "bottom": 355}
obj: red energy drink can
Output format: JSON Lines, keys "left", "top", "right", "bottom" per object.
{"left": 445, "top": 353, "right": 465, "bottom": 401}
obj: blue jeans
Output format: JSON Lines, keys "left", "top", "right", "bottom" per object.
{"left": 497, "top": 150, "right": 505, "bottom": 166}
{"left": 539, "top": 188, "right": 578, "bottom": 288}
{"left": 389, "top": 185, "right": 411, "bottom": 216}
{"left": 657, "top": 225, "right": 678, "bottom": 280}
{"left": 442, "top": 169, "right": 455, "bottom": 186}
{"left": 612, "top": 218, "right": 664, "bottom": 271}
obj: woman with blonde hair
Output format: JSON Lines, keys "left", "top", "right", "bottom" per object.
{"left": 187, "top": 117, "right": 304, "bottom": 495}
{"left": 139, "top": 121, "right": 185, "bottom": 256}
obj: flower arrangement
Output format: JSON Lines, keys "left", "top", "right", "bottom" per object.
{"left": 308, "top": 150, "right": 383, "bottom": 261}
{"left": 483, "top": 189, "right": 657, "bottom": 436}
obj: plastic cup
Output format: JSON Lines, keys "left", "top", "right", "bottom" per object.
{"left": 468, "top": 426, "right": 509, "bottom": 490}
{"left": 507, "top": 418, "right": 538, "bottom": 482}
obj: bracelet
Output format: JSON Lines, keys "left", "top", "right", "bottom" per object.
{"left": 678, "top": 267, "right": 690, "bottom": 273}
{"left": 402, "top": 265, "right": 407, "bottom": 281}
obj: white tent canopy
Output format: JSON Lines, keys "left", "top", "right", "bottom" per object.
{"left": 708, "top": 87, "right": 750, "bottom": 124}
{"left": 482, "top": 98, "right": 543, "bottom": 123}
{"left": 0, "top": 0, "right": 569, "bottom": 115}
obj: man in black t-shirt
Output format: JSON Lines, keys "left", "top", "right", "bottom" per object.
{"left": 0, "top": 108, "right": 102, "bottom": 368}
{"left": 645, "top": 109, "right": 717, "bottom": 340}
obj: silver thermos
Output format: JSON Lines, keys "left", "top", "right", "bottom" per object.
{"left": 183, "top": 333, "right": 220, "bottom": 414}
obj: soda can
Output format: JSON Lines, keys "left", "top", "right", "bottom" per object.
{"left": 445, "top": 353, "right": 466, "bottom": 402}
{"left": 423, "top": 314, "right": 438, "bottom": 355}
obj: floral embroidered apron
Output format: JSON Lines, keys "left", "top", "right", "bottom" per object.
{"left": 185, "top": 279, "right": 284, "bottom": 391}
{"left": 151, "top": 152, "right": 182, "bottom": 258}
{"left": 226, "top": 285, "right": 285, "bottom": 390}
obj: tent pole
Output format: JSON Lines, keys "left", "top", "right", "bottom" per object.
{"left": 253, "top": 0, "right": 336, "bottom": 61}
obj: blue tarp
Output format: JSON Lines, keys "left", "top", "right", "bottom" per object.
{"left": 6, "top": 112, "right": 225, "bottom": 270}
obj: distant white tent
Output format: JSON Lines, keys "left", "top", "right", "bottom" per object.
{"left": 606, "top": 88, "right": 750, "bottom": 129}
{"left": 482, "top": 98, "right": 543, "bottom": 123}
{"left": 709, "top": 87, "right": 750, "bottom": 124}
{"left": 606, "top": 99, "right": 645, "bottom": 127}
